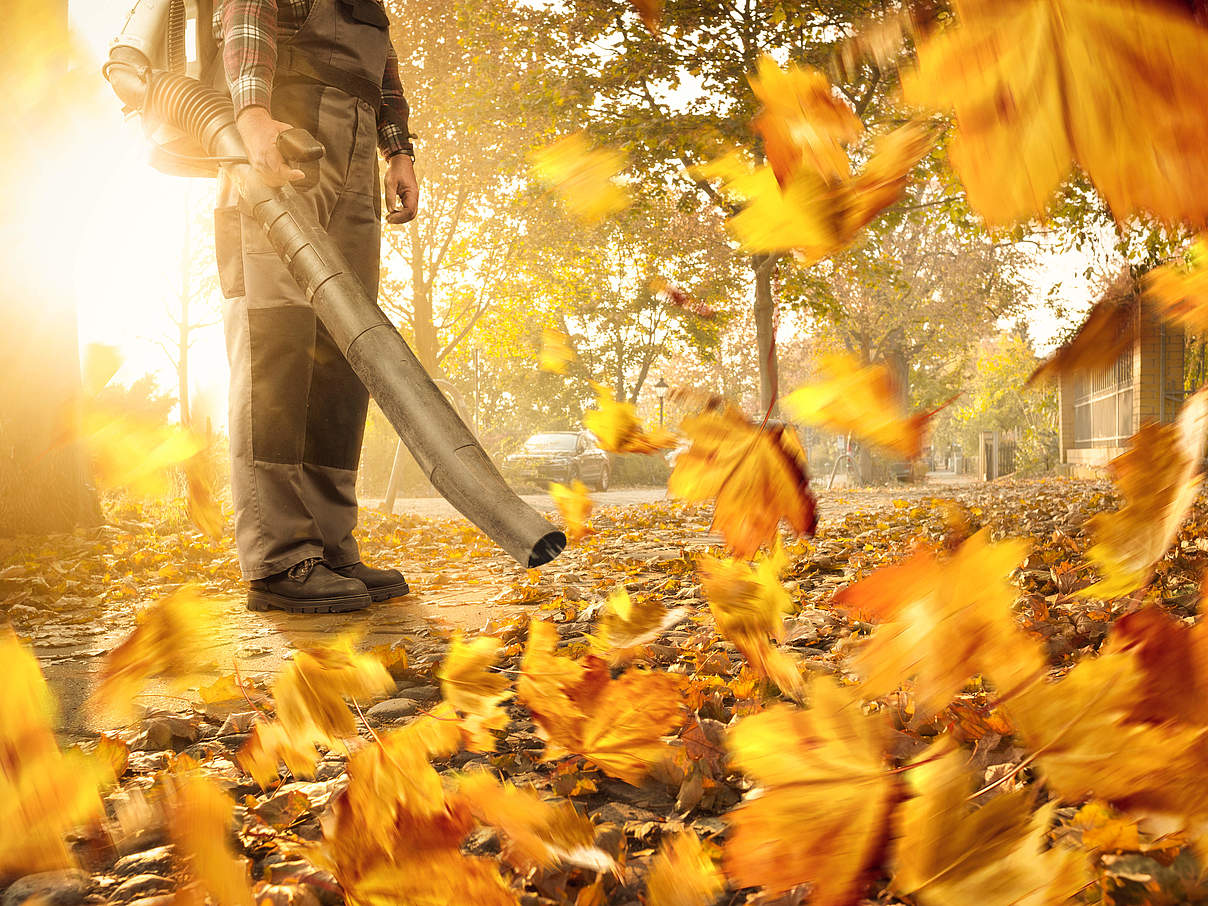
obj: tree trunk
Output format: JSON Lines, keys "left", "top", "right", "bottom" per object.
{"left": 0, "top": 0, "right": 94, "bottom": 536}
{"left": 753, "top": 253, "right": 780, "bottom": 416}
{"left": 409, "top": 220, "right": 438, "bottom": 371}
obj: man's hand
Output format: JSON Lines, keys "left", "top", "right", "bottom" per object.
{"left": 236, "top": 106, "right": 305, "bottom": 187}
{"left": 385, "top": 154, "right": 419, "bottom": 224}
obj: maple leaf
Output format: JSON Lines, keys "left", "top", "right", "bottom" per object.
{"left": 724, "top": 682, "right": 898, "bottom": 905}
{"left": 1026, "top": 288, "right": 1135, "bottom": 386}
{"left": 529, "top": 133, "right": 629, "bottom": 224}
{"left": 1080, "top": 389, "right": 1208, "bottom": 598}
{"left": 90, "top": 585, "right": 220, "bottom": 723}
{"left": 698, "top": 550, "right": 805, "bottom": 699}
{"left": 169, "top": 771, "right": 254, "bottom": 906}
{"left": 454, "top": 770, "right": 614, "bottom": 873}
{"left": 549, "top": 479, "right": 595, "bottom": 543}
{"left": 645, "top": 830, "right": 724, "bottom": 906}
{"left": 832, "top": 532, "right": 1042, "bottom": 715}
{"left": 592, "top": 586, "right": 687, "bottom": 665}
{"left": 695, "top": 120, "right": 933, "bottom": 265}
{"left": 902, "top": 0, "right": 1208, "bottom": 227}
{"left": 1072, "top": 802, "right": 1140, "bottom": 854}
{"left": 0, "top": 630, "right": 110, "bottom": 877}
{"left": 668, "top": 404, "right": 817, "bottom": 558}
{"left": 629, "top": 0, "right": 663, "bottom": 32}
{"left": 1146, "top": 236, "right": 1208, "bottom": 332}
{"left": 437, "top": 633, "right": 513, "bottom": 752}
{"left": 518, "top": 620, "right": 684, "bottom": 784}
{"left": 891, "top": 749, "right": 1088, "bottom": 906}
{"left": 749, "top": 55, "right": 864, "bottom": 186}
{"left": 783, "top": 352, "right": 939, "bottom": 460}
{"left": 538, "top": 327, "right": 575, "bottom": 375}
{"left": 583, "top": 382, "right": 677, "bottom": 454}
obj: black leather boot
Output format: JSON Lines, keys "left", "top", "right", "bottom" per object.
{"left": 248, "top": 557, "right": 371, "bottom": 613}
{"left": 330, "top": 561, "right": 410, "bottom": 602}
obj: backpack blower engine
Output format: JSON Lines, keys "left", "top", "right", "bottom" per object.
{"left": 103, "top": 0, "right": 566, "bottom": 568}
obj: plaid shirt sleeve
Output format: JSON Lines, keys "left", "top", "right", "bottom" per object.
{"left": 220, "top": 0, "right": 280, "bottom": 117}
{"left": 378, "top": 37, "right": 414, "bottom": 159}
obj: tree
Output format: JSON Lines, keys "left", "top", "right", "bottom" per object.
{"left": 0, "top": 0, "right": 95, "bottom": 535}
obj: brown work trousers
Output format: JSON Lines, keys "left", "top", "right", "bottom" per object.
{"left": 214, "top": 0, "right": 388, "bottom": 580}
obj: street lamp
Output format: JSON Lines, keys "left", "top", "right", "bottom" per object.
{"left": 654, "top": 376, "right": 669, "bottom": 427}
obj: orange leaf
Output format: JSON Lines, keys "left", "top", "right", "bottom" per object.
{"left": 1026, "top": 285, "right": 1135, "bottom": 386}
{"left": 646, "top": 830, "right": 724, "bottom": 906}
{"left": 437, "top": 633, "right": 513, "bottom": 753}
{"left": 783, "top": 352, "right": 938, "bottom": 460}
{"left": 725, "top": 683, "right": 897, "bottom": 905}
{"left": 529, "top": 133, "right": 629, "bottom": 224}
{"left": 583, "top": 382, "right": 677, "bottom": 454}
{"left": 1146, "top": 236, "right": 1208, "bottom": 332}
{"left": 592, "top": 587, "right": 687, "bottom": 665}
{"left": 668, "top": 404, "right": 817, "bottom": 558}
{"left": 549, "top": 479, "right": 595, "bottom": 543}
{"left": 629, "top": 0, "right": 663, "bottom": 32}
{"left": 169, "top": 772, "right": 254, "bottom": 906}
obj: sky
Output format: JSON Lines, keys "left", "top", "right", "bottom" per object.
{"left": 67, "top": 0, "right": 1098, "bottom": 432}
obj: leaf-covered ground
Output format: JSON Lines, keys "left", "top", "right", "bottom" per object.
{"left": 13, "top": 476, "right": 1208, "bottom": 905}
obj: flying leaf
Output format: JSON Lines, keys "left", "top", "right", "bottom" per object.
{"left": 169, "top": 771, "right": 254, "bottom": 906}
{"left": 539, "top": 328, "right": 575, "bottom": 375}
{"left": 529, "top": 133, "right": 629, "bottom": 224}
{"left": 749, "top": 55, "right": 864, "bottom": 185}
{"left": 725, "top": 682, "right": 897, "bottom": 905}
{"left": 892, "top": 750, "right": 1088, "bottom": 906}
{"left": 832, "top": 532, "right": 1042, "bottom": 715}
{"left": 184, "top": 444, "right": 224, "bottom": 539}
{"left": 783, "top": 352, "right": 939, "bottom": 459}
{"left": 592, "top": 586, "right": 687, "bottom": 664}
{"left": 629, "top": 0, "right": 663, "bottom": 32}
{"left": 549, "top": 479, "right": 595, "bottom": 543}
{"left": 1027, "top": 286, "right": 1135, "bottom": 386}
{"left": 91, "top": 585, "right": 220, "bottom": 723}
{"left": 438, "top": 633, "right": 513, "bottom": 752}
{"left": 0, "top": 630, "right": 110, "bottom": 877}
{"left": 669, "top": 403, "right": 817, "bottom": 557}
{"left": 1080, "top": 388, "right": 1208, "bottom": 598}
{"left": 695, "top": 120, "right": 933, "bottom": 264}
{"left": 646, "top": 831, "right": 724, "bottom": 906}
{"left": 454, "top": 771, "right": 614, "bottom": 873}
{"left": 651, "top": 276, "right": 718, "bottom": 318}
{"left": 698, "top": 550, "right": 805, "bottom": 699}
{"left": 1146, "top": 236, "right": 1208, "bottom": 333}
{"left": 518, "top": 620, "right": 684, "bottom": 784}
{"left": 583, "top": 382, "right": 677, "bottom": 454}
{"left": 902, "top": 0, "right": 1208, "bottom": 227}
{"left": 1102, "top": 606, "right": 1208, "bottom": 727}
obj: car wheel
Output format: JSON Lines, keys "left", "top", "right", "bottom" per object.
{"left": 596, "top": 465, "right": 610, "bottom": 492}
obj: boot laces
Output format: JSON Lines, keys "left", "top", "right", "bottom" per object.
{"left": 287, "top": 557, "right": 322, "bottom": 583}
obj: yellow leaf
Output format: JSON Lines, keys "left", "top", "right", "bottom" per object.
{"left": 892, "top": 750, "right": 1088, "bottom": 906}
{"left": 91, "top": 586, "right": 220, "bottom": 724}
{"left": 668, "top": 404, "right": 817, "bottom": 558}
{"left": 698, "top": 550, "right": 804, "bottom": 699}
{"left": 1146, "top": 236, "right": 1208, "bottom": 332}
{"left": 539, "top": 328, "right": 575, "bottom": 375}
{"left": 170, "top": 772, "right": 254, "bottom": 906}
{"left": 783, "top": 352, "right": 937, "bottom": 459}
{"left": 1072, "top": 802, "right": 1140, "bottom": 853}
{"left": 549, "top": 479, "right": 595, "bottom": 543}
{"left": 1080, "top": 389, "right": 1208, "bottom": 598}
{"left": 0, "top": 630, "right": 109, "bottom": 877}
{"left": 903, "top": 0, "right": 1208, "bottom": 227}
{"left": 724, "top": 683, "right": 896, "bottom": 904}
{"left": 437, "top": 633, "right": 513, "bottom": 753}
{"left": 529, "top": 133, "right": 629, "bottom": 223}
{"left": 646, "top": 830, "right": 724, "bottom": 906}
{"left": 592, "top": 587, "right": 686, "bottom": 665}
{"left": 583, "top": 382, "right": 676, "bottom": 454}
{"left": 832, "top": 532, "right": 1041, "bottom": 715}
{"left": 518, "top": 620, "right": 683, "bottom": 784}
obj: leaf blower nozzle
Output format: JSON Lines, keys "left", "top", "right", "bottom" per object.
{"left": 103, "top": 42, "right": 567, "bottom": 569}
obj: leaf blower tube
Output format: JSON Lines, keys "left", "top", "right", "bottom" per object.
{"left": 105, "top": 48, "right": 567, "bottom": 567}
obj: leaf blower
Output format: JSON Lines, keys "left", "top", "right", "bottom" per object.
{"left": 103, "top": 0, "right": 566, "bottom": 567}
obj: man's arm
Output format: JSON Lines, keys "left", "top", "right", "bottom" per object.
{"left": 380, "top": 36, "right": 419, "bottom": 224}
{"left": 222, "top": 0, "right": 303, "bottom": 185}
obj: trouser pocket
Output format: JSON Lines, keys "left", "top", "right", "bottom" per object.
{"left": 214, "top": 205, "right": 245, "bottom": 299}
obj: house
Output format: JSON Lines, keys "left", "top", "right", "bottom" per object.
{"left": 1056, "top": 281, "right": 1185, "bottom": 474}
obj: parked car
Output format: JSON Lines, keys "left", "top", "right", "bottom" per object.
{"left": 503, "top": 431, "right": 611, "bottom": 490}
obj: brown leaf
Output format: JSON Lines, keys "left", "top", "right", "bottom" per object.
{"left": 1027, "top": 288, "right": 1135, "bottom": 386}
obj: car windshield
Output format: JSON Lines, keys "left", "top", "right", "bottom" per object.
{"left": 525, "top": 434, "right": 578, "bottom": 452}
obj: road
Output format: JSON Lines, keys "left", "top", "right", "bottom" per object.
{"left": 368, "top": 487, "right": 670, "bottom": 518}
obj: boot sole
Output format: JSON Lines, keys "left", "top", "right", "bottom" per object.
{"left": 247, "top": 588, "right": 372, "bottom": 614}
{"left": 365, "top": 580, "right": 410, "bottom": 603}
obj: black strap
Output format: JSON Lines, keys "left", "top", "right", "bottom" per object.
{"left": 275, "top": 45, "right": 382, "bottom": 112}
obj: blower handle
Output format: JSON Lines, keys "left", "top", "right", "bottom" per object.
{"left": 276, "top": 128, "right": 325, "bottom": 191}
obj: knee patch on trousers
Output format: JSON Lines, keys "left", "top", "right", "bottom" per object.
{"left": 249, "top": 306, "right": 317, "bottom": 464}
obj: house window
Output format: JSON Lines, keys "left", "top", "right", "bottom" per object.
{"left": 1072, "top": 349, "right": 1134, "bottom": 448}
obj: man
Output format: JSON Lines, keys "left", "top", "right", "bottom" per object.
{"left": 212, "top": 0, "right": 418, "bottom": 613}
